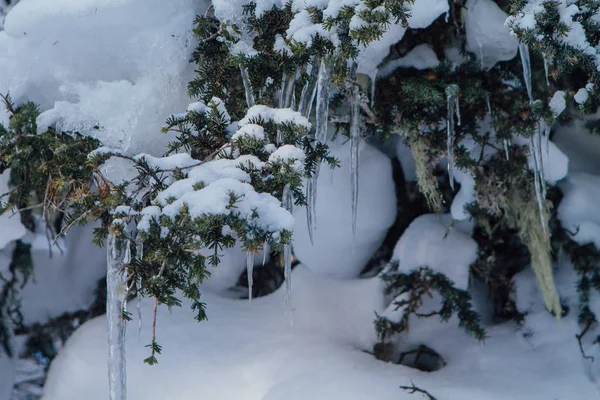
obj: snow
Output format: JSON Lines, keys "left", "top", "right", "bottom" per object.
{"left": 549, "top": 91, "right": 567, "bottom": 117}
{"left": 161, "top": 178, "right": 294, "bottom": 233}
{"left": 574, "top": 87, "right": 589, "bottom": 105}
{"left": 465, "top": 0, "right": 518, "bottom": 68}
{"left": 0, "top": 353, "right": 14, "bottom": 400}
{"left": 18, "top": 221, "right": 106, "bottom": 325}
{"left": 391, "top": 214, "right": 476, "bottom": 290}
{"left": 558, "top": 172, "right": 600, "bottom": 249}
{"left": 239, "top": 105, "right": 311, "bottom": 129}
{"left": 356, "top": 0, "right": 448, "bottom": 76}
{"left": 231, "top": 124, "right": 266, "bottom": 141}
{"left": 0, "top": 169, "right": 27, "bottom": 250}
{"left": 378, "top": 44, "right": 439, "bottom": 77}
{"left": 268, "top": 145, "right": 306, "bottom": 172}
{"left": 451, "top": 168, "right": 476, "bottom": 221}
{"left": 1, "top": 0, "right": 204, "bottom": 155}
{"left": 293, "top": 136, "right": 396, "bottom": 279}
{"left": 41, "top": 260, "right": 600, "bottom": 400}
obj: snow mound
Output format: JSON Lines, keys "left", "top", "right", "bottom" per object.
{"left": 0, "top": 0, "right": 205, "bottom": 155}
{"left": 42, "top": 264, "right": 600, "bottom": 400}
{"left": 391, "top": 214, "right": 477, "bottom": 290}
{"left": 293, "top": 136, "right": 397, "bottom": 279}
{"left": 465, "top": 0, "right": 518, "bottom": 68}
{"left": 558, "top": 172, "right": 600, "bottom": 249}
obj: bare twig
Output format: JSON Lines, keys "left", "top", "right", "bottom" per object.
{"left": 576, "top": 319, "right": 595, "bottom": 362}
{"left": 400, "top": 382, "right": 438, "bottom": 400}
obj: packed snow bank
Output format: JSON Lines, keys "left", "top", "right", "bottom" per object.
{"left": 42, "top": 263, "right": 600, "bottom": 400}
{"left": 0, "top": 0, "right": 205, "bottom": 155}
{"left": 0, "top": 353, "right": 14, "bottom": 400}
{"left": 293, "top": 136, "right": 396, "bottom": 279}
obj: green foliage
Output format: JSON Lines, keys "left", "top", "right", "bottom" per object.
{"left": 375, "top": 263, "right": 486, "bottom": 345}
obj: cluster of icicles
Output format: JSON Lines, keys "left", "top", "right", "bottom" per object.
{"left": 241, "top": 58, "right": 361, "bottom": 315}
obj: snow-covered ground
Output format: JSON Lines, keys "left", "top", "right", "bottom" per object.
{"left": 40, "top": 263, "right": 600, "bottom": 400}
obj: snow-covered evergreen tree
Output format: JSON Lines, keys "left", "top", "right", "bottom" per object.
{"left": 1, "top": 0, "right": 600, "bottom": 399}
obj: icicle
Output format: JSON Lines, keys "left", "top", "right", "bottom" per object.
{"left": 278, "top": 71, "right": 287, "bottom": 109}
{"left": 281, "top": 184, "right": 293, "bottom": 322}
{"left": 349, "top": 73, "right": 361, "bottom": 237}
{"left": 246, "top": 251, "right": 254, "bottom": 302}
{"left": 306, "top": 60, "right": 331, "bottom": 244}
{"left": 370, "top": 70, "right": 377, "bottom": 108}
{"left": 284, "top": 71, "right": 297, "bottom": 109}
{"left": 284, "top": 243, "right": 292, "bottom": 322}
{"left": 486, "top": 94, "right": 492, "bottom": 115}
{"left": 291, "top": 84, "right": 297, "bottom": 111}
{"left": 262, "top": 241, "right": 269, "bottom": 266}
{"left": 543, "top": 53, "right": 550, "bottom": 86}
{"left": 107, "top": 234, "right": 127, "bottom": 400}
{"left": 298, "top": 57, "right": 320, "bottom": 118}
{"left": 530, "top": 136, "right": 547, "bottom": 233}
{"left": 240, "top": 65, "right": 255, "bottom": 108}
{"left": 136, "top": 278, "right": 142, "bottom": 341}
{"left": 519, "top": 43, "right": 533, "bottom": 103}
{"left": 446, "top": 85, "right": 460, "bottom": 191}
{"left": 504, "top": 139, "right": 510, "bottom": 161}
{"left": 123, "top": 240, "right": 131, "bottom": 265}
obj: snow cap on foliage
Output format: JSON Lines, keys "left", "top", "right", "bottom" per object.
{"left": 239, "top": 105, "right": 311, "bottom": 129}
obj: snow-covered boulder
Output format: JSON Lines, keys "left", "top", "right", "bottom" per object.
{"left": 293, "top": 136, "right": 397, "bottom": 279}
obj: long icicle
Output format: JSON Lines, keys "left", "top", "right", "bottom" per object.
{"left": 519, "top": 43, "right": 547, "bottom": 230}
{"left": 519, "top": 43, "right": 533, "bottom": 103}
{"left": 349, "top": 64, "right": 361, "bottom": 237}
{"left": 107, "top": 234, "right": 127, "bottom": 400}
{"left": 543, "top": 53, "right": 550, "bottom": 86}
{"left": 279, "top": 71, "right": 287, "bottom": 109}
{"left": 298, "top": 57, "right": 320, "bottom": 118}
{"left": 284, "top": 71, "right": 297, "bottom": 109}
{"left": 262, "top": 241, "right": 269, "bottom": 266}
{"left": 246, "top": 251, "right": 254, "bottom": 302}
{"left": 240, "top": 65, "right": 255, "bottom": 108}
{"left": 282, "top": 184, "right": 293, "bottom": 322}
{"left": 306, "top": 60, "right": 331, "bottom": 244}
{"left": 446, "top": 85, "right": 460, "bottom": 192}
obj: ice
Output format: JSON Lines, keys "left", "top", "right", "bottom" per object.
{"left": 349, "top": 79, "right": 361, "bottom": 236}
{"left": 106, "top": 235, "right": 127, "bottom": 400}
{"left": 246, "top": 251, "right": 254, "bottom": 302}
{"left": 284, "top": 243, "right": 292, "bottom": 322}
{"left": 136, "top": 278, "right": 142, "bottom": 341}
{"left": 0, "top": 169, "right": 27, "bottom": 250}
{"left": 465, "top": 0, "right": 518, "bottom": 68}
{"left": 306, "top": 60, "right": 331, "bottom": 244}
{"left": 298, "top": 57, "right": 320, "bottom": 118}
{"left": 519, "top": 44, "right": 533, "bottom": 102}
{"left": 543, "top": 53, "right": 550, "bottom": 86}
{"left": 262, "top": 241, "right": 269, "bottom": 266}
{"left": 446, "top": 85, "right": 460, "bottom": 191}
{"left": 240, "top": 66, "right": 256, "bottom": 108}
